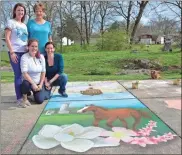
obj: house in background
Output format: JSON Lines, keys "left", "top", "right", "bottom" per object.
{"left": 138, "top": 34, "right": 164, "bottom": 45}
{"left": 156, "top": 35, "right": 164, "bottom": 44}
{"left": 0, "top": 38, "right": 8, "bottom": 51}
{"left": 62, "top": 37, "right": 74, "bottom": 46}
{"left": 139, "top": 34, "right": 153, "bottom": 44}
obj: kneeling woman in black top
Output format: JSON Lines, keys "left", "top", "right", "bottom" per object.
{"left": 44, "top": 42, "right": 68, "bottom": 97}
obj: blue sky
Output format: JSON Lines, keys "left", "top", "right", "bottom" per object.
{"left": 45, "top": 98, "right": 146, "bottom": 110}
{"left": 115, "top": 1, "right": 180, "bottom": 25}
{"left": 49, "top": 92, "right": 135, "bottom": 102}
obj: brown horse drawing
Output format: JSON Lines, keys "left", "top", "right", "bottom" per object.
{"left": 77, "top": 105, "right": 151, "bottom": 130}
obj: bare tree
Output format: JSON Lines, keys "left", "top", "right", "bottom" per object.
{"left": 111, "top": 1, "right": 148, "bottom": 43}
{"left": 130, "top": 1, "right": 149, "bottom": 44}
{"left": 98, "top": 1, "right": 113, "bottom": 35}
{"left": 149, "top": 15, "right": 180, "bottom": 35}
{"left": 164, "top": 1, "right": 182, "bottom": 51}
{"left": 82, "top": 1, "right": 89, "bottom": 44}
{"left": 164, "top": 1, "right": 181, "bottom": 17}
{"left": 112, "top": 1, "right": 134, "bottom": 35}
{"left": 24, "top": 1, "right": 35, "bottom": 20}
{"left": 43, "top": 2, "right": 57, "bottom": 23}
{"left": 0, "top": 2, "right": 14, "bottom": 28}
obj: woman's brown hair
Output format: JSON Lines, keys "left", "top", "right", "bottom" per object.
{"left": 33, "top": 2, "right": 46, "bottom": 12}
{"left": 13, "top": 3, "right": 26, "bottom": 22}
{"left": 28, "top": 39, "right": 40, "bottom": 58}
{"left": 45, "top": 41, "right": 55, "bottom": 48}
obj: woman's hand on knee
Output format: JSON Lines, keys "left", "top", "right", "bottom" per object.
{"left": 46, "top": 85, "right": 51, "bottom": 90}
{"left": 32, "top": 83, "right": 39, "bottom": 91}
{"left": 45, "top": 81, "right": 51, "bottom": 90}
{"left": 37, "top": 84, "right": 43, "bottom": 90}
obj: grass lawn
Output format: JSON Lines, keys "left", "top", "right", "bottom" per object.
{"left": 1, "top": 45, "right": 181, "bottom": 83}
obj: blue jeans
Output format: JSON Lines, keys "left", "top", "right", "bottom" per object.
{"left": 8, "top": 52, "right": 26, "bottom": 100}
{"left": 51, "top": 73, "right": 68, "bottom": 92}
{"left": 21, "top": 80, "right": 51, "bottom": 104}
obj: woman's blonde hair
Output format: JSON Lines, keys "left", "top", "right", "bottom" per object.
{"left": 33, "top": 2, "right": 46, "bottom": 12}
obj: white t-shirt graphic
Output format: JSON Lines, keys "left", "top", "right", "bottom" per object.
{"left": 5, "top": 19, "right": 28, "bottom": 53}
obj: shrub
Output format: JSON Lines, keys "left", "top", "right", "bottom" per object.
{"left": 96, "top": 30, "right": 129, "bottom": 51}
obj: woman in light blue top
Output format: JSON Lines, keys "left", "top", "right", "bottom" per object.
{"left": 27, "top": 2, "right": 52, "bottom": 54}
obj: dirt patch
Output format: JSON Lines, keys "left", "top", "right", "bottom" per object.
{"left": 115, "top": 59, "right": 181, "bottom": 75}
{"left": 116, "top": 69, "right": 150, "bottom": 75}
{"left": 116, "top": 59, "right": 181, "bottom": 70}
{"left": 117, "top": 59, "right": 162, "bottom": 70}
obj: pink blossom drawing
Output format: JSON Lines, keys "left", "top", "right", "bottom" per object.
{"left": 135, "top": 120, "right": 157, "bottom": 136}
{"left": 100, "top": 120, "right": 177, "bottom": 147}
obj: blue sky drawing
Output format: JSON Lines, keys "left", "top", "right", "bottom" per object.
{"left": 50, "top": 92, "right": 135, "bottom": 102}
{"left": 45, "top": 98, "right": 146, "bottom": 110}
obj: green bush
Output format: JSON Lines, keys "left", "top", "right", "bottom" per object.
{"left": 96, "top": 30, "right": 129, "bottom": 51}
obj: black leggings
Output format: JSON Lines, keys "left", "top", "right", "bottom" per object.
{"left": 21, "top": 80, "right": 51, "bottom": 104}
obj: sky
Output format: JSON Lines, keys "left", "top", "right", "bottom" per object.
{"left": 45, "top": 97, "right": 146, "bottom": 110}
{"left": 116, "top": 1, "right": 180, "bottom": 25}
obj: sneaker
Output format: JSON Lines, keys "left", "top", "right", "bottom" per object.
{"left": 16, "top": 99, "right": 23, "bottom": 105}
{"left": 14, "top": 99, "right": 22, "bottom": 105}
{"left": 25, "top": 100, "right": 31, "bottom": 106}
{"left": 58, "top": 90, "right": 68, "bottom": 98}
{"left": 18, "top": 100, "right": 27, "bottom": 108}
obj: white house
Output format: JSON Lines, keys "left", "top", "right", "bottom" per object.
{"left": 139, "top": 34, "right": 153, "bottom": 44}
{"left": 62, "top": 37, "right": 74, "bottom": 46}
{"left": 156, "top": 36, "right": 164, "bottom": 44}
{"left": 139, "top": 34, "right": 165, "bottom": 45}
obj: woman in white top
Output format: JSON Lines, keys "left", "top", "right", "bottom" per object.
{"left": 5, "top": 3, "right": 28, "bottom": 105}
{"left": 20, "top": 39, "right": 50, "bottom": 107}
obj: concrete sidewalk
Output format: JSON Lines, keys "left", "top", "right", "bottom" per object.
{"left": 0, "top": 80, "right": 181, "bottom": 154}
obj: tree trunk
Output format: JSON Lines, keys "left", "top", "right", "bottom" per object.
{"left": 80, "top": 1, "right": 83, "bottom": 46}
{"left": 126, "top": 1, "right": 133, "bottom": 35}
{"left": 130, "top": 1, "right": 148, "bottom": 44}
{"left": 82, "top": 2, "right": 89, "bottom": 44}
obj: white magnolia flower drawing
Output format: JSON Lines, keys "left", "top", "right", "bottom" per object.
{"left": 32, "top": 124, "right": 119, "bottom": 152}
